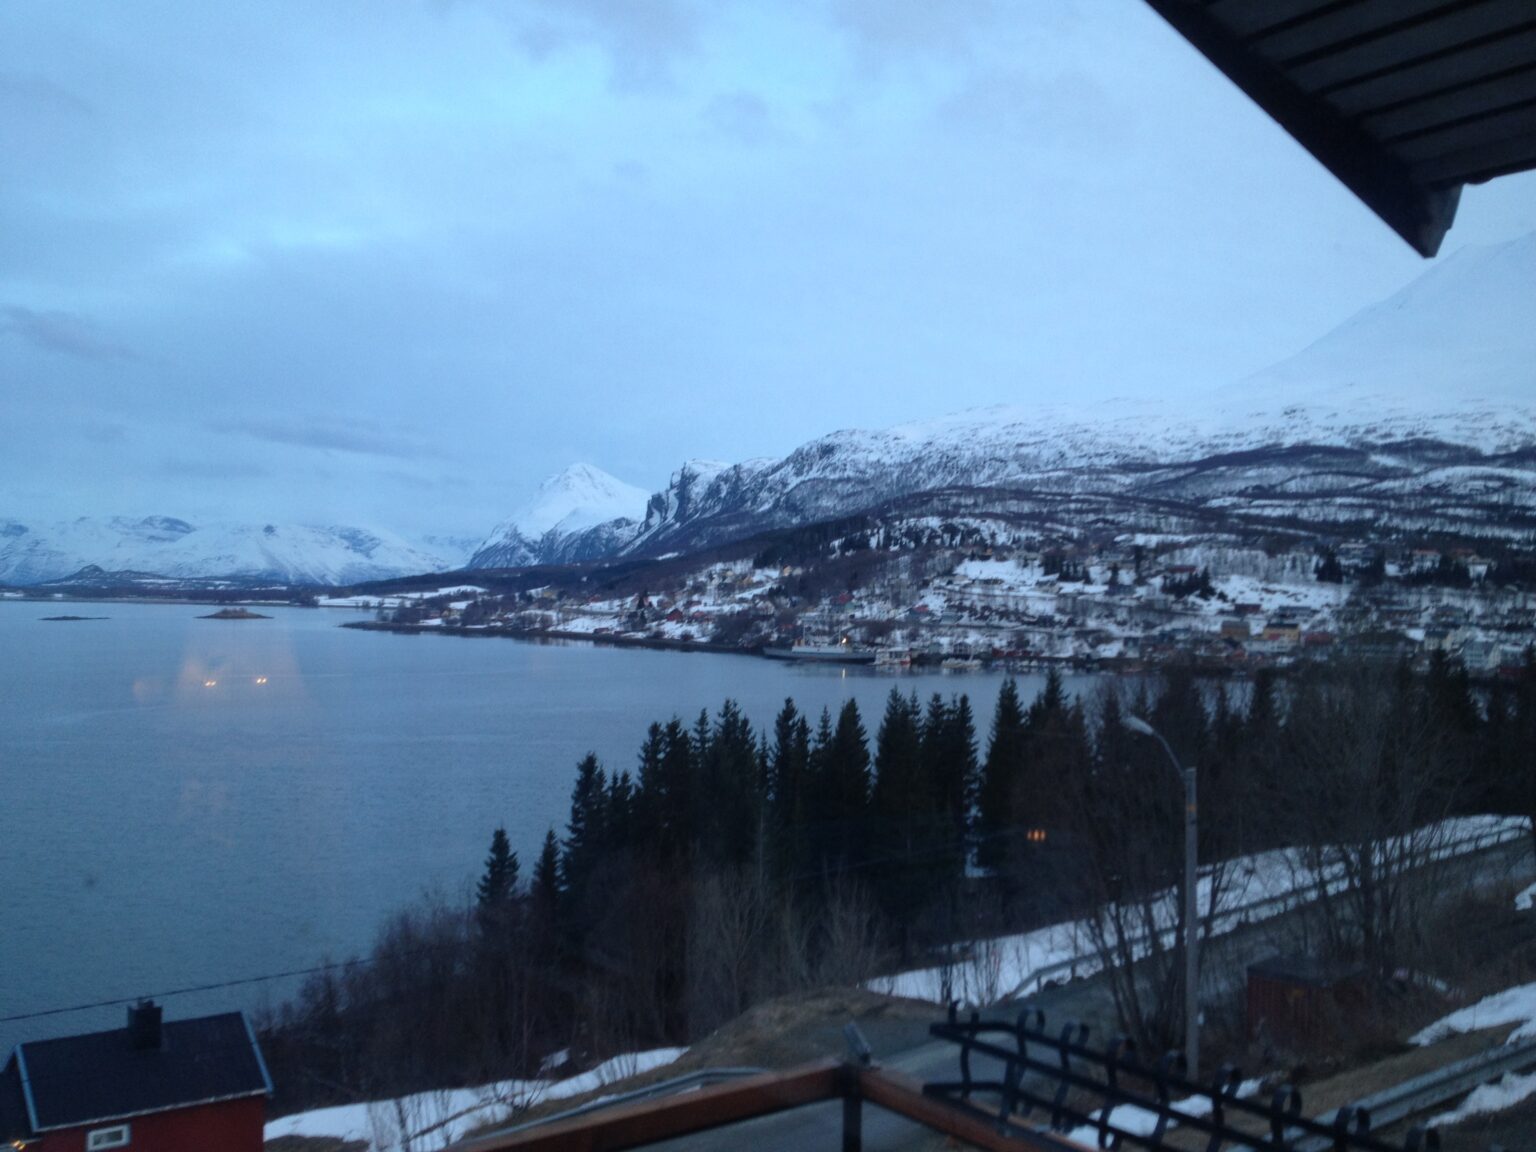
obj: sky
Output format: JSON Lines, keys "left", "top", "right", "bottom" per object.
{"left": 3, "top": 1, "right": 1536, "bottom": 539}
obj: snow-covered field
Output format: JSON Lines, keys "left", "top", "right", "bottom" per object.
{"left": 264, "top": 1047, "right": 686, "bottom": 1151}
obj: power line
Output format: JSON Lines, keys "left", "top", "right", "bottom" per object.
{"left": 0, "top": 955, "right": 374, "bottom": 1025}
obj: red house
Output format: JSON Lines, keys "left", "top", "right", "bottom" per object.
{"left": 0, "top": 1001, "right": 271, "bottom": 1152}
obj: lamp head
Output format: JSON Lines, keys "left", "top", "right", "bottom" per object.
{"left": 1124, "top": 714, "right": 1156, "bottom": 737}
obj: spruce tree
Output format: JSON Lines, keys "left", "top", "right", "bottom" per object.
{"left": 530, "top": 827, "right": 561, "bottom": 963}
{"left": 769, "top": 699, "right": 812, "bottom": 880}
{"left": 977, "top": 677, "right": 1026, "bottom": 870}
{"left": 476, "top": 826, "right": 520, "bottom": 910}
{"left": 871, "top": 689, "right": 930, "bottom": 940}
{"left": 563, "top": 752, "right": 608, "bottom": 897}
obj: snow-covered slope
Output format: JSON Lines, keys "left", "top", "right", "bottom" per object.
{"left": 0, "top": 516, "right": 461, "bottom": 586}
{"left": 1215, "top": 231, "right": 1536, "bottom": 452}
{"left": 468, "top": 463, "right": 649, "bottom": 569}
{"left": 487, "top": 232, "right": 1534, "bottom": 564}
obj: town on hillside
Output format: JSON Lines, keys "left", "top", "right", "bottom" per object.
{"left": 333, "top": 528, "right": 1536, "bottom": 678}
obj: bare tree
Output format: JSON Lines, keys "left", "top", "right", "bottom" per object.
{"left": 1276, "top": 664, "right": 1462, "bottom": 979}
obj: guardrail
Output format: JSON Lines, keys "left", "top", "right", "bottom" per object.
{"left": 1290, "top": 1037, "right": 1536, "bottom": 1152}
{"left": 1003, "top": 820, "right": 1530, "bottom": 1001}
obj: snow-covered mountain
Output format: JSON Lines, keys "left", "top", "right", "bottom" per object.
{"left": 468, "top": 464, "right": 649, "bottom": 569}
{"left": 467, "top": 232, "right": 1535, "bottom": 568}
{"left": 0, "top": 516, "right": 463, "bottom": 586}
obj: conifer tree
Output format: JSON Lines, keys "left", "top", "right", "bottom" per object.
{"left": 924, "top": 693, "right": 977, "bottom": 856}
{"left": 563, "top": 752, "right": 608, "bottom": 897}
{"left": 977, "top": 678, "right": 1027, "bottom": 870}
{"left": 657, "top": 717, "right": 694, "bottom": 859}
{"left": 607, "top": 769, "right": 636, "bottom": 852}
{"left": 698, "top": 699, "right": 759, "bottom": 867}
{"left": 871, "top": 689, "right": 931, "bottom": 939}
{"left": 476, "top": 826, "right": 520, "bottom": 911}
{"left": 873, "top": 688, "right": 925, "bottom": 825}
{"left": 768, "top": 698, "right": 811, "bottom": 877}
{"left": 530, "top": 827, "right": 561, "bottom": 963}
{"left": 803, "top": 702, "right": 869, "bottom": 877}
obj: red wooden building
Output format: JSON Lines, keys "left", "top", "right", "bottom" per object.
{"left": 0, "top": 1001, "right": 271, "bottom": 1152}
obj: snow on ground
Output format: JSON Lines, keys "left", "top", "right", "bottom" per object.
{"left": 1427, "top": 1070, "right": 1536, "bottom": 1129}
{"left": 264, "top": 1047, "right": 686, "bottom": 1152}
{"left": 317, "top": 586, "right": 489, "bottom": 609}
{"left": 874, "top": 816, "right": 1528, "bottom": 1005}
{"left": 1412, "top": 981, "right": 1536, "bottom": 1046}
{"left": 1516, "top": 881, "right": 1536, "bottom": 911}
{"left": 1062, "top": 1080, "right": 1261, "bottom": 1145}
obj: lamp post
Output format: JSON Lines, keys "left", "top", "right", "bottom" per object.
{"left": 1124, "top": 714, "right": 1199, "bottom": 1079}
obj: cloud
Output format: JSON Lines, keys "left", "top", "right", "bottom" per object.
{"left": 939, "top": 67, "right": 1123, "bottom": 149}
{"left": 0, "top": 72, "right": 94, "bottom": 118}
{"left": 831, "top": 0, "right": 1000, "bottom": 69}
{"left": 157, "top": 456, "right": 270, "bottom": 480}
{"left": 207, "top": 417, "right": 439, "bottom": 461}
{"left": 513, "top": 0, "right": 702, "bottom": 92}
{"left": 703, "top": 91, "right": 776, "bottom": 146}
{"left": 0, "top": 305, "right": 136, "bottom": 361}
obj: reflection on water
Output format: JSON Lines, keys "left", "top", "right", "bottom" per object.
{"left": 0, "top": 600, "right": 1100, "bottom": 1049}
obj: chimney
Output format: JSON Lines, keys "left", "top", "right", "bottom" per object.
{"left": 127, "top": 1000, "right": 163, "bottom": 1050}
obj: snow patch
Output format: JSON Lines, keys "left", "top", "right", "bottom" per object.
{"left": 1412, "top": 981, "right": 1536, "bottom": 1046}
{"left": 264, "top": 1046, "right": 686, "bottom": 1151}
{"left": 1427, "top": 1070, "right": 1536, "bottom": 1129}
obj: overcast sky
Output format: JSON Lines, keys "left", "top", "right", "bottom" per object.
{"left": 4, "top": 1, "right": 1535, "bottom": 537}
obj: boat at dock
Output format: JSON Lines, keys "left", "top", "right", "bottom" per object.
{"left": 762, "top": 639, "right": 878, "bottom": 664}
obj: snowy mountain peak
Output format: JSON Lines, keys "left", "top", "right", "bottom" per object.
{"left": 506, "top": 464, "right": 648, "bottom": 538}
{"left": 467, "top": 464, "right": 649, "bottom": 569}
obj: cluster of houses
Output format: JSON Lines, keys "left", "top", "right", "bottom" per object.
{"left": 364, "top": 537, "right": 1532, "bottom": 676}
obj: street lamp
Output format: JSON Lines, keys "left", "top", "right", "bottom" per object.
{"left": 1124, "top": 714, "right": 1199, "bottom": 1079}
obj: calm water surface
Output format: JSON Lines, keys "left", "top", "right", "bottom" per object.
{"left": 0, "top": 601, "right": 1099, "bottom": 1048}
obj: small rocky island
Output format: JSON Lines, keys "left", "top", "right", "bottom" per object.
{"left": 41, "top": 615, "right": 107, "bottom": 622}
{"left": 199, "top": 607, "right": 271, "bottom": 620}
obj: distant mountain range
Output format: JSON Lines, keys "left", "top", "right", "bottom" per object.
{"left": 5, "top": 234, "right": 1533, "bottom": 588}
{"left": 0, "top": 517, "right": 459, "bottom": 587}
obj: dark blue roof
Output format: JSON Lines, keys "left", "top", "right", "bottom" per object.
{"left": 7, "top": 1012, "right": 271, "bottom": 1134}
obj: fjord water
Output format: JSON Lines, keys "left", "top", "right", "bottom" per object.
{"left": 0, "top": 602, "right": 1090, "bottom": 1050}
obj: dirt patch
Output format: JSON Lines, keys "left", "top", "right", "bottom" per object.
{"left": 679, "top": 987, "right": 941, "bottom": 1071}
{"left": 1286, "top": 1025, "right": 1516, "bottom": 1118}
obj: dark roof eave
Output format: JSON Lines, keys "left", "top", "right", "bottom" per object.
{"left": 1141, "top": 0, "right": 1463, "bottom": 256}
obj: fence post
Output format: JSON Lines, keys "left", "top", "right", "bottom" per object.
{"left": 842, "top": 1092, "right": 862, "bottom": 1152}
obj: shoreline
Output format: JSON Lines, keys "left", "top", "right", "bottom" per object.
{"left": 340, "top": 618, "right": 763, "bottom": 658}
{"left": 338, "top": 619, "right": 1160, "bottom": 675}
